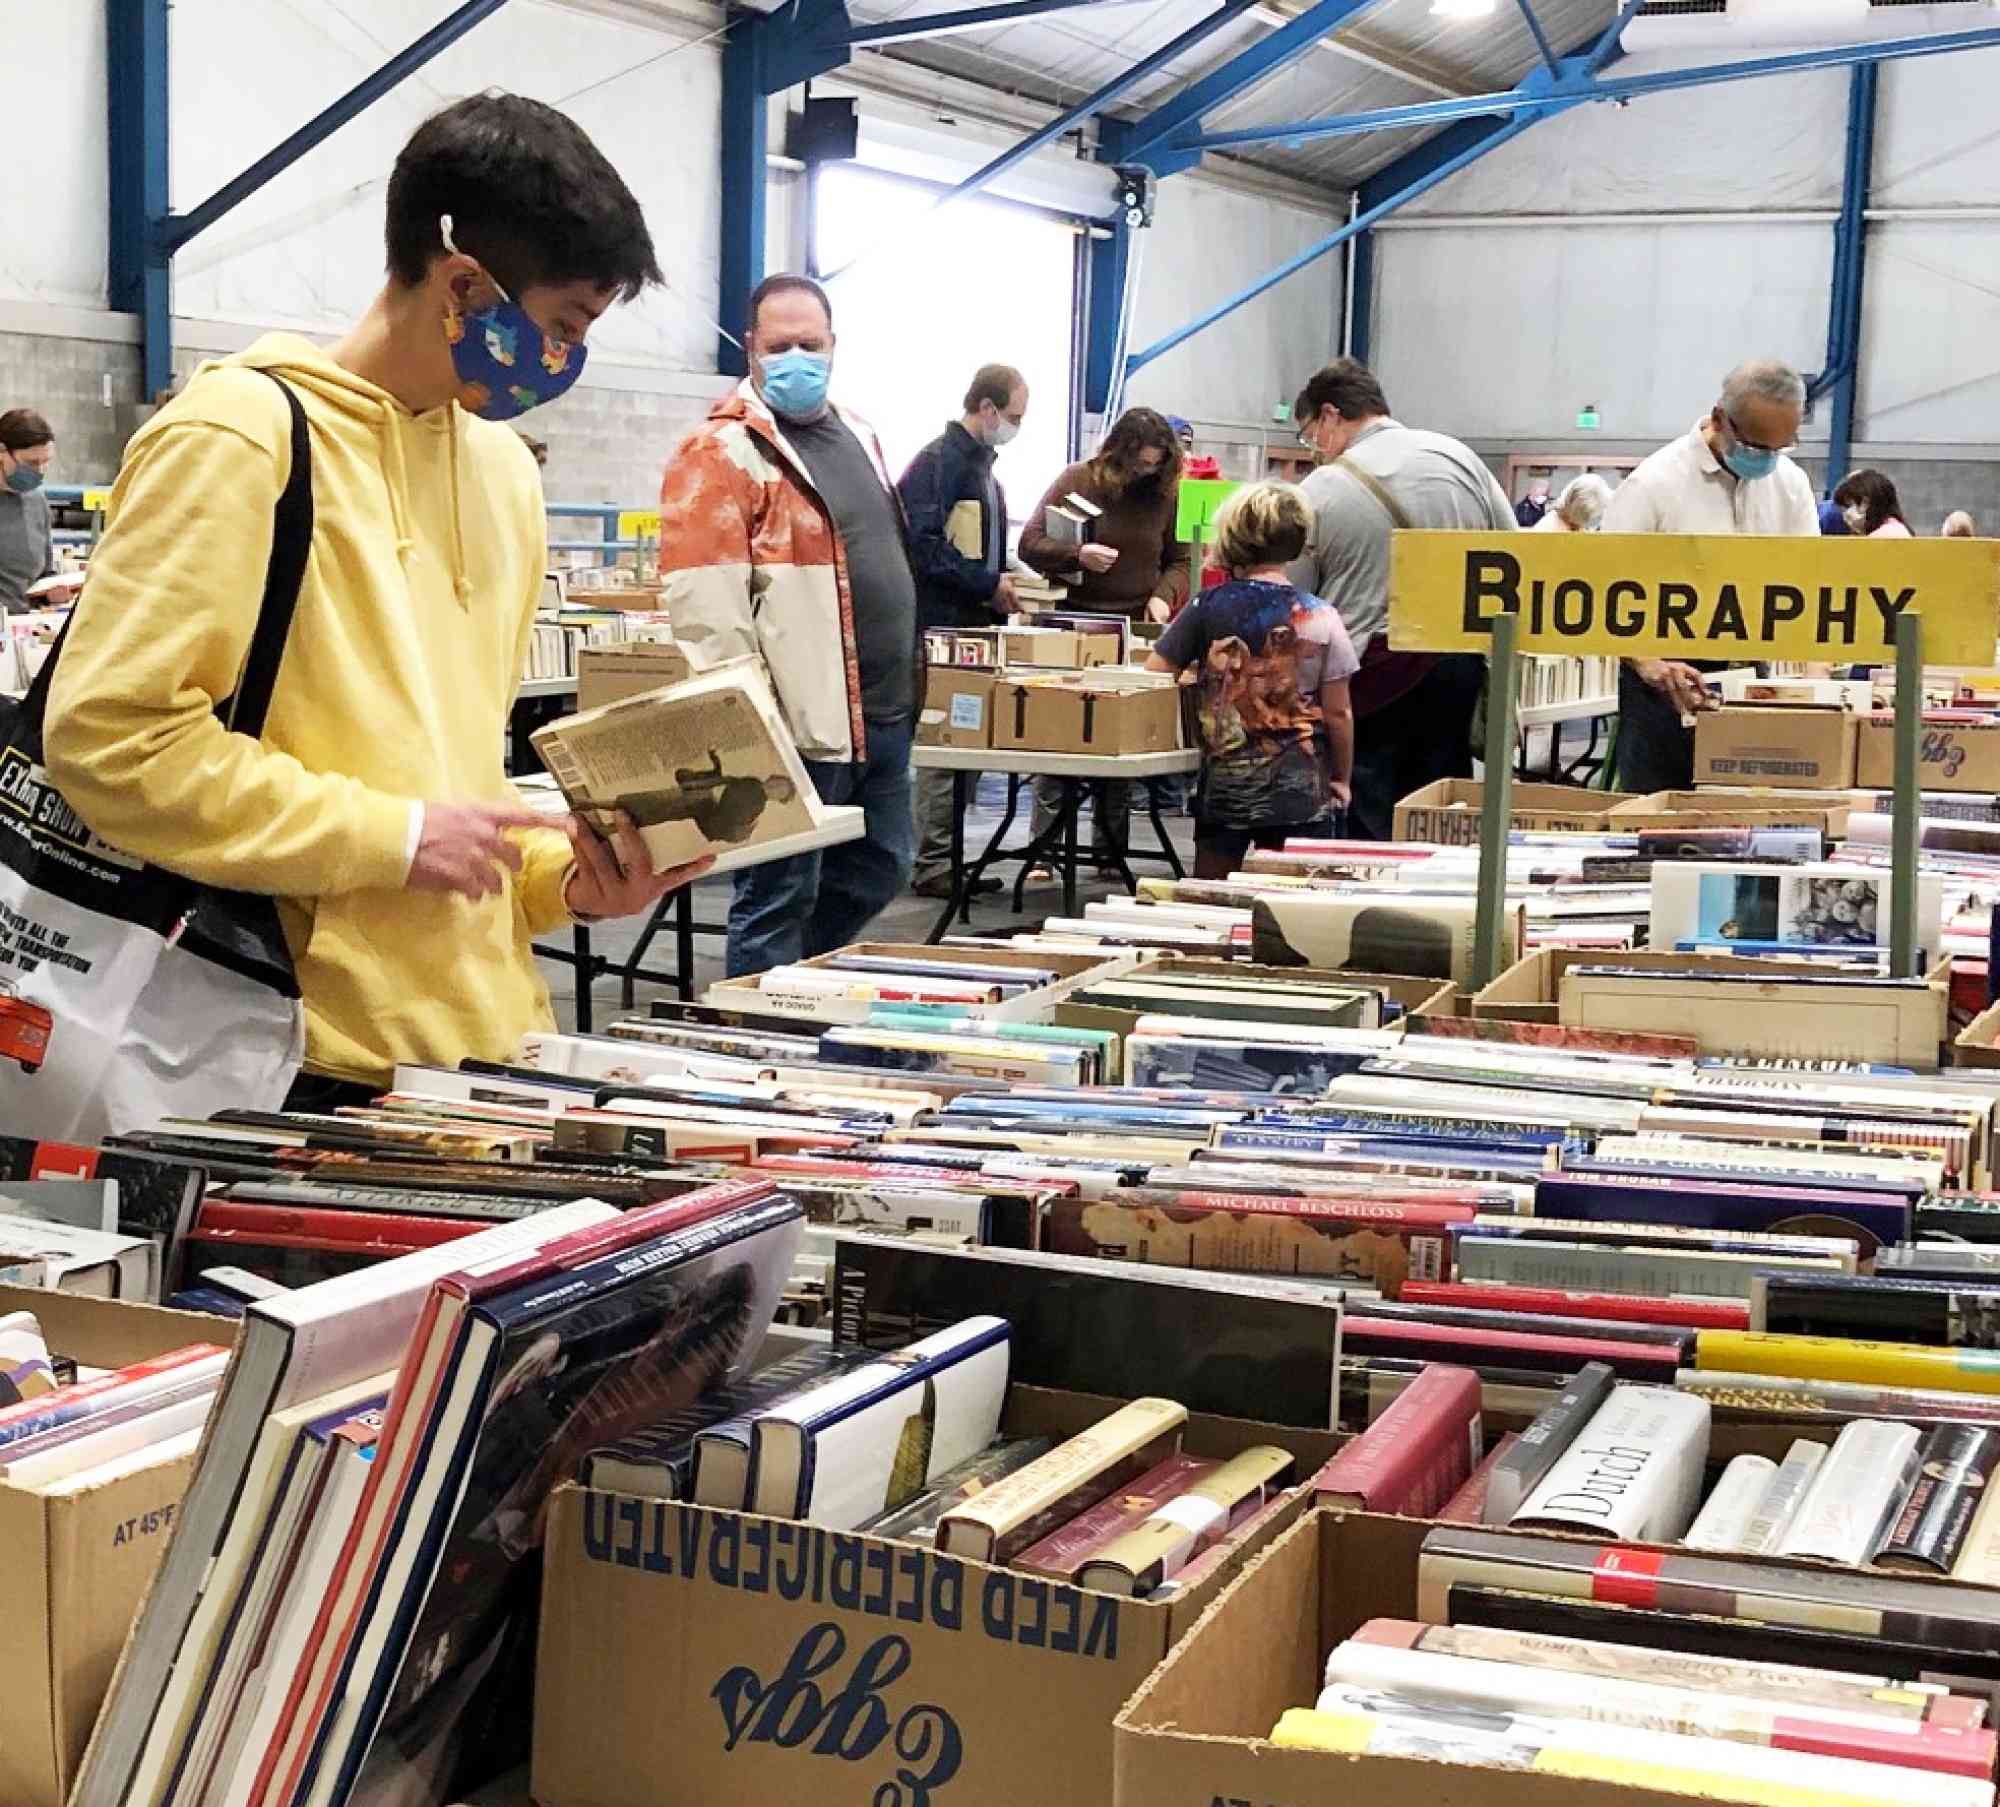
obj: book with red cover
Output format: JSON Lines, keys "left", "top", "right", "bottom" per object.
{"left": 1342, "top": 1315, "right": 1682, "bottom": 1384}
{"left": 1436, "top": 1432, "right": 1518, "bottom": 1524}
{"left": 1015, "top": 1452, "right": 1215, "bottom": 1580}
{"left": 1399, "top": 1281, "right": 1750, "bottom": 1332}
{"left": 245, "top": 1176, "right": 783, "bottom": 1807}
{"left": 192, "top": 1200, "right": 484, "bottom": 1250}
{"left": 1312, "top": 1364, "right": 1482, "bottom": 1515}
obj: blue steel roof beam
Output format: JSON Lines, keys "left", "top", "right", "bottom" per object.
{"left": 1513, "top": 0, "right": 1564, "bottom": 79}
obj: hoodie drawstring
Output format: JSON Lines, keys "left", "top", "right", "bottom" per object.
{"left": 446, "top": 411, "right": 471, "bottom": 608}
{"left": 377, "top": 410, "right": 418, "bottom": 565}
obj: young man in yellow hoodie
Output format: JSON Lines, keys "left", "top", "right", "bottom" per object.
{"left": 44, "top": 94, "right": 704, "bottom": 1110}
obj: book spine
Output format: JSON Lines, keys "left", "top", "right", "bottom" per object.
{"left": 1463, "top": 1240, "right": 1824, "bottom": 1302}
{"left": 1683, "top": 1454, "right": 1778, "bottom": 1553}
{"left": 1512, "top": 1387, "right": 1712, "bottom": 1542}
{"left": 1757, "top": 1274, "right": 2000, "bottom": 1350}
{"left": 1401, "top": 1282, "right": 1749, "bottom": 1332}
{"left": 1738, "top": 1439, "right": 1829, "bottom": 1556}
{"left": 1875, "top": 1424, "right": 2000, "bottom": 1573}
{"left": 1078, "top": 1445, "right": 1295, "bottom": 1595}
{"left": 0, "top": 1341, "right": 225, "bottom": 1447}
{"left": 1485, "top": 1362, "right": 1616, "bottom": 1525}
{"left": 1012, "top": 1454, "right": 1211, "bottom": 1579}
{"left": 1438, "top": 1433, "right": 1518, "bottom": 1525}
{"left": 1696, "top": 1329, "right": 2000, "bottom": 1395}
{"left": 1776, "top": 1420, "right": 1923, "bottom": 1565}
{"left": 1312, "top": 1364, "right": 1481, "bottom": 1513}
{"left": 1950, "top": 1463, "right": 2000, "bottom": 1584}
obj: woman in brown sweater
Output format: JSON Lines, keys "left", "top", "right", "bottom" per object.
{"left": 1019, "top": 407, "right": 1191, "bottom": 620}
{"left": 1017, "top": 408, "right": 1192, "bottom": 872}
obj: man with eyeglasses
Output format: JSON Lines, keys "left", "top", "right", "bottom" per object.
{"left": 1603, "top": 359, "right": 1819, "bottom": 792}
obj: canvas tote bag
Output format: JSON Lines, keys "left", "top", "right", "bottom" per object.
{"left": 0, "top": 371, "right": 313, "bottom": 1138}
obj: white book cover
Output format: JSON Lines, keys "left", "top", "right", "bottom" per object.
{"left": 1682, "top": 1452, "right": 1776, "bottom": 1552}
{"left": 0, "top": 1388, "right": 213, "bottom": 1487}
{"left": 1511, "top": 1385, "right": 1712, "bottom": 1541}
{"left": 749, "top": 1316, "right": 1011, "bottom": 1528}
{"left": 1648, "top": 860, "right": 1942, "bottom": 958}
{"left": 1738, "top": 1438, "right": 1828, "bottom": 1555}
{"left": 0, "top": 1202, "right": 151, "bottom": 1299}
{"left": 42, "top": 1423, "right": 204, "bottom": 1494}
{"left": 1777, "top": 1419, "right": 1922, "bottom": 1565}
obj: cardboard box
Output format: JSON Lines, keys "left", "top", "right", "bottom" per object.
{"left": 1472, "top": 945, "right": 1878, "bottom": 1026}
{"left": 1561, "top": 959, "right": 1951, "bottom": 1068}
{"left": 992, "top": 677, "right": 1182, "bottom": 756}
{"left": 916, "top": 667, "right": 996, "bottom": 750}
{"left": 997, "top": 625, "right": 1123, "bottom": 670}
{"left": 1694, "top": 706, "right": 1858, "bottom": 789}
{"left": 1953, "top": 997, "right": 2000, "bottom": 1070}
{"left": 1391, "top": 779, "right": 1639, "bottom": 846}
{"left": 1856, "top": 714, "right": 2000, "bottom": 793}
{"left": 575, "top": 641, "right": 691, "bottom": 712}
{"left": 703, "top": 940, "right": 1137, "bottom": 1026}
{"left": 0, "top": 1289, "right": 235, "bottom": 1807}
{"left": 1116, "top": 1501, "right": 1941, "bottom": 1807}
{"left": 531, "top": 1387, "right": 1342, "bottom": 1807}
{"left": 1608, "top": 790, "right": 1853, "bottom": 836}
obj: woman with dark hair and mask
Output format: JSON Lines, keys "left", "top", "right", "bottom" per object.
{"left": 0, "top": 410, "right": 72, "bottom": 614}
{"left": 1833, "top": 468, "right": 1913, "bottom": 539}
{"left": 1017, "top": 408, "right": 1193, "bottom": 870}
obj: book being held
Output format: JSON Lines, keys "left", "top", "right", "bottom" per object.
{"left": 531, "top": 656, "right": 860, "bottom": 876}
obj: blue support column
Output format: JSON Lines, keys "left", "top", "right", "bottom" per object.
{"left": 1822, "top": 62, "right": 1879, "bottom": 490}
{"left": 719, "top": 12, "right": 770, "bottom": 378}
{"left": 1083, "top": 118, "right": 1133, "bottom": 417}
{"left": 107, "top": 0, "right": 172, "bottom": 401}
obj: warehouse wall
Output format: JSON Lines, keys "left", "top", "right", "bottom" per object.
{"left": 0, "top": 0, "right": 1337, "bottom": 508}
{"left": 1364, "top": 48, "right": 2000, "bottom": 498}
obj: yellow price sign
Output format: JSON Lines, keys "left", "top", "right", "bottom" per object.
{"left": 81, "top": 488, "right": 113, "bottom": 513}
{"left": 618, "top": 509, "right": 660, "bottom": 541}
{"left": 1388, "top": 531, "right": 2000, "bottom": 666}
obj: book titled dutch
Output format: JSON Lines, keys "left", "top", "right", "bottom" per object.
{"left": 744, "top": 1317, "right": 1011, "bottom": 1528}
{"left": 936, "top": 1396, "right": 1188, "bottom": 1565}
{"left": 1510, "top": 1385, "right": 1712, "bottom": 1542}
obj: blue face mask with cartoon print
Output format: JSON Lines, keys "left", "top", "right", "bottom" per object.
{"left": 440, "top": 214, "right": 587, "bottom": 421}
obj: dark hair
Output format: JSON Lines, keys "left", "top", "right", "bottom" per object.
{"left": 385, "top": 94, "right": 661, "bottom": 301}
{"left": 1294, "top": 358, "right": 1390, "bottom": 429}
{"left": 0, "top": 409, "right": 53, "bottom": 453}
{"left": 1091, "top": 407, "right": 1183, "bottom": 489}
{"left": 748, "top": 274, "right": 833, "bottom": 336}
{"left": 1833, "top": 468, "right": 1906, "bottom": 534}
{"left": 964, "top": 364, "right": 1023, "bottom": 414}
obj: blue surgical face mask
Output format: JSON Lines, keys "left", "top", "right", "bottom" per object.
{"left": 439, "top": 214, "right": 587, "bottom": 421}
{"left": 3, "top": 461, "right": 43, "bottom": 495}
{"left": 759, "top": 350, "right": 832, "bottom": 422}
{"left": 1723, "top": 442, "right": 1779, "bottom": 483}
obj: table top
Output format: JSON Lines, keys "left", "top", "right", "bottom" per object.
{"left": 911, "top": 744, "right": 1199, "bottom": 778}
{"left": 516, "top": 675, "right": 580, "bottom": 701}
{"left": 1517, "top": 693, "right": 1617, "bottom": 728}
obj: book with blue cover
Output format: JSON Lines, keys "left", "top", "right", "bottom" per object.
{"left": 1532, "top": 1171, "right": 1912, "bottom": 1261}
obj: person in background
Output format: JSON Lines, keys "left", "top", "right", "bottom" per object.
{"left": 44, "top": 95, "right": 701, "bottom": 1111}
{"left": 0, "top": 410, "right": 74, "bottom": 614}
{"left": 518, "top": 433, "right": 549, "bottom": 469}
{"left": 1018, "top": 406, "right": 1190, "bottom": 871}
{"left": 1147, "top": 482, "right": 1355, "bottom": 879}
{"left": 1944, "top": 510, "right": 1978, "bottom": 538}
{"left": 1818, "top": 498, "right": 1850, "bottom": 536}
{"left": 1290, "top": 357, "right": 1516, "bottom": 841}
{"left": 660, "top": 273, "right": 917, "bottom": 976}
{"left": 1531, "top": 473, "right": 1613, "bottom": 533}
{"left": 900, "top": 362, "right": 1028, "bottom": 901}
{"left": 1514, "top": 476, "right": 1552, "bottom": 528}
{"left": 1601, "top": 359, "right": 1818, "bottom": 793}
{"left": 1834, "top": 468, "right": 1913, "bottom": 539}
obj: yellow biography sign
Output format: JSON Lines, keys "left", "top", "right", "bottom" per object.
{"left": 1388, "top": 531, "right": 2000, "bottom": 666}
{"left": 618, "top": 509, "right": 661, "bottom": 541}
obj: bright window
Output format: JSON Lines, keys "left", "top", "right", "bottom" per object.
{"left": 815, "top": 164, "right": 1078, "bottom": 513}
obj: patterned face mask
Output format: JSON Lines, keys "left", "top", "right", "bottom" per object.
{"left": 439, "top": 214, "right": 588, "bottom": 420}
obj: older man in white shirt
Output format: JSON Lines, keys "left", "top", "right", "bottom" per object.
{"left": 1603, "top": 360, "right": 1820, "bottom": 793}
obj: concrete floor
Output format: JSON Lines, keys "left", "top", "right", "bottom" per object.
{"left": 534, "top": 775, "right": 1198, "bottom": 1029}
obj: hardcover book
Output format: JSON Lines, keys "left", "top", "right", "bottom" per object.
{"left": 1876, "top": 1424, "right": 2000, "bottom": 1575}
{"left": 1312, "top": 1363, "right": 1480, "bottom": 1515}
{"left": 1076, "top": 1444, "right": 1295, "bottom": 1596}
{"left": 1510, "top": 1385, "right": 1712, "bottom": 1541}
{"left": 1485, "top": 1361, "right": 1615, "bottom": 1526}
{"left": 854, "top": 1435, "right": 1053, "bottom": 1544}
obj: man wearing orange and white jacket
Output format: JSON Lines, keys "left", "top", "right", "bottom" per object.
{"left": 660, "top": 274, "right": 919, "bottom": 977}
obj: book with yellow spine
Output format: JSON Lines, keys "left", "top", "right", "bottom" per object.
{"left": 934, "top": 1396, "right": 1186, "bottom": 1564}
{"left": 1695, "top": 1330, "right": 2000, "bottom": 1396}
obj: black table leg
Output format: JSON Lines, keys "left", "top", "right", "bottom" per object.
{"left": 927, "top": 770, "right": 974, "bottom": 944}
{"left": 675, "top": 885, "right": 696, "bottom": 999}
{"left": 1061, "top": 779, "right": 1080, "bottom": 919}
{"left": 620, "top": 893, "right": 674, "bottom": 1011}
{"left": 1145, "top": 780, "right": 1185, "bottom": 879}
{"left": 573, "top": 924, "right": 594, "bottom": 1033}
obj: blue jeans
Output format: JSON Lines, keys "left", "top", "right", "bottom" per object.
{"left": 726, "top": 716, "right": 916, "bottom": 978}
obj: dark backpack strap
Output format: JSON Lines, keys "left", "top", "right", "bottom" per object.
{"left": 219, "top": 371, "right": 313, "bottom": 736}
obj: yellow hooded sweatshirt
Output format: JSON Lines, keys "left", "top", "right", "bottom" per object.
{"left": 44, "top": 333, "right": 574, "bottom": 1087}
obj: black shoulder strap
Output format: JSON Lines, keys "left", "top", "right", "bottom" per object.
{"left": 220, "top": 371, "right": 313, "bottom": 736}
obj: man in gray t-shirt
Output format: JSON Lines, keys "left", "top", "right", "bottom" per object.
{"left": 1288, "top": 359, "right": 1515, "bottom": 840}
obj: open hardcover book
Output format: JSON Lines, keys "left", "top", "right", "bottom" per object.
{"left": 530, "top": 657, "right": 859, "bottom": 877}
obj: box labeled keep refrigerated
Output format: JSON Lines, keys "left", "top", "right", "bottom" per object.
{"left": 1391, "top": 780, "right": 1637, "bottom": 845}
{"left": 918, "top": 668, "right": 996, "bottom": 750}
{"left": 531, "top": 1387, "right": 1339, "bottom": 1807}
{"left": 1694, "top": 706, "right": 1857, "bottom": 789}
{"left": 0, "top": 1288, "right": 235, "bottom": 1807}
{"left": 1856, "top": 715, "right": 2000, "bottom": 793}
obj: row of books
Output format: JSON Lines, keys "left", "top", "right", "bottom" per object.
{"left": 521, "top": 604, "right": 673, "bottom": 681}
{"left": 1517, "top": 653, "right": 1618, "bottom": 710}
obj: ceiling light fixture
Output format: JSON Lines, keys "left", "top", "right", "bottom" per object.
{"left": 1429, "top": 0, "right": 1497, "bottom": 18}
